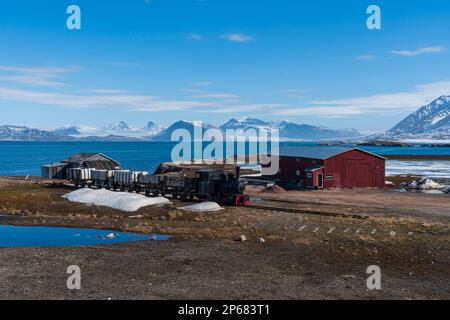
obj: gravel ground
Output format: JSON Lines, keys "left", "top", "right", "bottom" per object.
{"left": 0, "top": 177, "right": 449, "bottom": 300}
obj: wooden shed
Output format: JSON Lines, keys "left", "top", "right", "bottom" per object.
{"left": 272, "top": 146, "right": 386, "bottom": 189}
{"left": 60, "top": 153, "right": 121, "bottom": 170}
{"left": 41, "top": 153, "right": 121, "bottom": 179}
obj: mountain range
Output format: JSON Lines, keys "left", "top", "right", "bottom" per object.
{"left": 2, "top": 96, "right": 450, "bottom": 142}
{"left": 0, "top": 118, "right": 362, "bottom": 141}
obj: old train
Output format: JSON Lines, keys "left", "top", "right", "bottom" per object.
{"left": 67, "top": 167, "right": 250, "bottom": 206}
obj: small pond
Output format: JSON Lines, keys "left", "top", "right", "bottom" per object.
{"left": 0, "top": 225, "right": 170, "bottom": 248}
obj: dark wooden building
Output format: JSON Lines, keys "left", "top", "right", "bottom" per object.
{"left": 61, "top": 153, "right": 121, "bottom": 170}
{"left": 272, "top": 146, "right": 386, "bottom": 189}
{"left": 41, "top": 153, "right": 121, "bottom": 179}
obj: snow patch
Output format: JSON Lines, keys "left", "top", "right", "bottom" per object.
{"left": 179, "top": 202, "right": 224, "bottom": 212}
{"left": 410, "top": 178, "right": 444, "bottom": 190}
{"left": 63, "top": 189, "right": 170, "bottom": 212}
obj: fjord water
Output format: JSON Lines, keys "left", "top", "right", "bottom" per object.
{"left": 0, "top": 225, "right": 170, "bottom": 248}
{"left": 0, "top": 141, "right": 449, "bottom": 177}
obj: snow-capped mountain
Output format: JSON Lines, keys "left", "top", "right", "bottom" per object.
{"left": 0, "top": 118, "right": 361, "bottom": 141}
{"left": 389, "top": 96, "right": 450, "bottom": 135}
{"left": 54, "top": 125, "right": 82, "bottom": 136}
{"left": 99, "top": 121, "right": 165, "bottom": 138}
{"left": 221, "top": 117, "right": 271, "bottom": 131}
{"left": 0, "top": 125, "right": 74, "bottom": 141}
{"left": 151, "top": 120, "right": 217, "bottom": 142}
{"left": 143, "top": 121, "right": 157, "bottom": 131}
{"left": 278, "top": 121, "right": 360, "bottom": 140}
{"left": 220, "top": 117, "right": 361, "bottom": 140}
{"left": 104, "top": 121, "right": 134, "bottom": 133}
{"left": 141, "top": 121, "right": 165, "bottom": 137}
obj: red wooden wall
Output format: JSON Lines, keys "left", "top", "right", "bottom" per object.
{"left": 323, "top": 150, "right": 385, "bottom": 188}
{"left": 272, "top": 149, "right": 385, "bottom": 189}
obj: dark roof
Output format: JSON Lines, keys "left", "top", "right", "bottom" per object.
{"left": 84, "top": 160, "right": 120, "bottom": 170}
{"left": 62, "top": 153, "right": 98, "bottom": 163}
{"left": 61, "top": 153, "right": 121, "bottom": 166}
{"left": 278, "top": 146, "right": 386, "bottom": 160}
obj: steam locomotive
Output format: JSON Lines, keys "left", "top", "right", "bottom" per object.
{"left": 67, "top": 167, "right": 250, "bottom": 206}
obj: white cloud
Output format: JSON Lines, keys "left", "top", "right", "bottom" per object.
{"left": 273, "top": 81, "right": 450, "bottom": 117}
{"left": 89, "top": 89, "right": 128, "bottom": 94}
{"left": 187, "top": 33, "right": 204, "bottom": 40}
{"left": 0, "top": 87, "right": 212, "bottom": 112}
{"left": 0, "top": 85, "right": 286, "bottom": 115}
{"left": 180, "top": 88, "right": 206, "bottom": 94}
{"left": 191, "top": 81, "right": 212, "bottom": 86}
{"left": 221, "top": 33, "right": 254, "bottom": 43}
{"left": 193, "top": 93, "right": 240, "bottom": 99}
{"left": 197, "top": 103, "right": 288, "bottom": 114}
{"left": 355, "top": 54, "right": 375, "bottom": 61}
{"left": 389, "top": 46, "right": 445, "bottom": 57}
{"left": 0, "top": 75, "right": 67, "bottom": 87}
{"left": 0, "top": 65, "right": 81, "bottom": 87}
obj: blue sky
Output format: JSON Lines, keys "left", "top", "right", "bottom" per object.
{"left": 0, "top": 0, "right": 450, "bottom": 133}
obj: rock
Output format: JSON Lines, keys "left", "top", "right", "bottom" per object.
{"left": 409, "top": 178, "right": 444, "bottom": 190}
{"left": 237, "top": 235, "right": 247, "bottom": 242}
{"left": 419, "top": 179, "right": 444, "bottom": 190}
{"left": 129, "top": 214, "right": 144, "bottom": 219}
{"left": 256, "top": 237, "right": 266, "bottom": 243}
{"left": 261, "top": 184, "right": 287, "bottom": 194}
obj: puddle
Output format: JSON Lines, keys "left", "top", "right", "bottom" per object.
{"left": 0, "top": 225, "right": 170, "bottom": 248}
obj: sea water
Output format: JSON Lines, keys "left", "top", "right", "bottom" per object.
{"left": 0, "top": 141, "right": 449, "bottom": 178}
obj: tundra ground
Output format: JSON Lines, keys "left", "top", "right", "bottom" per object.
{"left": 0, "top": 177, "right": 449, "bottom": 300}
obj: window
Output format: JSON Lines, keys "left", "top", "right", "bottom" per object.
{"left": 307, "top": 173, "right": 313, "bottom": 178}
{"left": 326, "top": 175, "right": 334, "bottom": 181}
{"left": 296, "top": 170, "right": 301, "bottom": 176}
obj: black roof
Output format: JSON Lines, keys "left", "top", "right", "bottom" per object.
{"left": 62, "top": 153, "right": 121, "bottom": 166}
{"left": 62, "top": 153, "right": 98, "bottom": 163}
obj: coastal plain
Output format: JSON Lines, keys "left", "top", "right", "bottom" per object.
{"left": 0, "top": 177, "right": 449, "bottom": 299}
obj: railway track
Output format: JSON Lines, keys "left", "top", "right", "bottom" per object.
{"left": 247, "top": 201, "right": 369, "bottom": 219}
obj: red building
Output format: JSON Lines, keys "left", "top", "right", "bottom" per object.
{"left": 273, "top": 146, "right": 386, "bottom": 189}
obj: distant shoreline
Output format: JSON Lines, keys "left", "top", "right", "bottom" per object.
{"left": 383, "top": 155, "right": 450, "bottom": 161}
